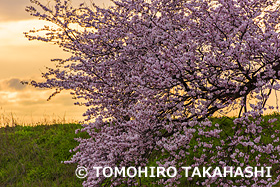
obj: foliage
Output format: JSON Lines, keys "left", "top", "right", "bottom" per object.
{"left": 25, "top": 0, "right": 280, "bottom": 186}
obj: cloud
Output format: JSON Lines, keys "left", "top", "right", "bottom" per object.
{"left": 0, "top": 84, "right": 85, "bottom": 125}
{"left": 6, "top": 78, "right": 26, "bottom": 90}
{"left": 0, "top": 77, "right": 45, "bottom": 91}
{"left": 0, "top": 78, "right": 29, "bottom": 91}
{"left": 0, "top": 0, "right": 32, "bottom": 22}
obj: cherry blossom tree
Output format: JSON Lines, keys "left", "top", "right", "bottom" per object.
{"left": 25, "top": 0, "right": 280, "bottom": 186}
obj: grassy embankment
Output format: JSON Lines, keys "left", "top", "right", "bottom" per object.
{"left": 1, "top": 114, "right": 280, "bottom": 186}
{"left": 0, "top": 123, "right": 87, "bottom": 187}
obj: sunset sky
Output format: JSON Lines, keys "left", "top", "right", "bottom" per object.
{"left": 1, "top": 0, "right": 280, "bottom": 126}
{"left": 0, "top": 0, "right": 111, "bottom": 126}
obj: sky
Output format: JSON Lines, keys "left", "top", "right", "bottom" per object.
{"left": 0, "top": 0, "right": 111, "bottom": 126}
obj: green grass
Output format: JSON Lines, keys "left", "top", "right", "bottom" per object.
{"left": 0, "top": 123, "right": 88, "bottom": 187}
{"left": 1, "top": 115, "right": 280, "bottom": 186}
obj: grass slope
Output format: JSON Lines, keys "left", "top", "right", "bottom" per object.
{"left": 0, "top": 123, "right": 88, "bottom": 187}
{"left": 1, "top": 114, "right": 280, "bottom": 186}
